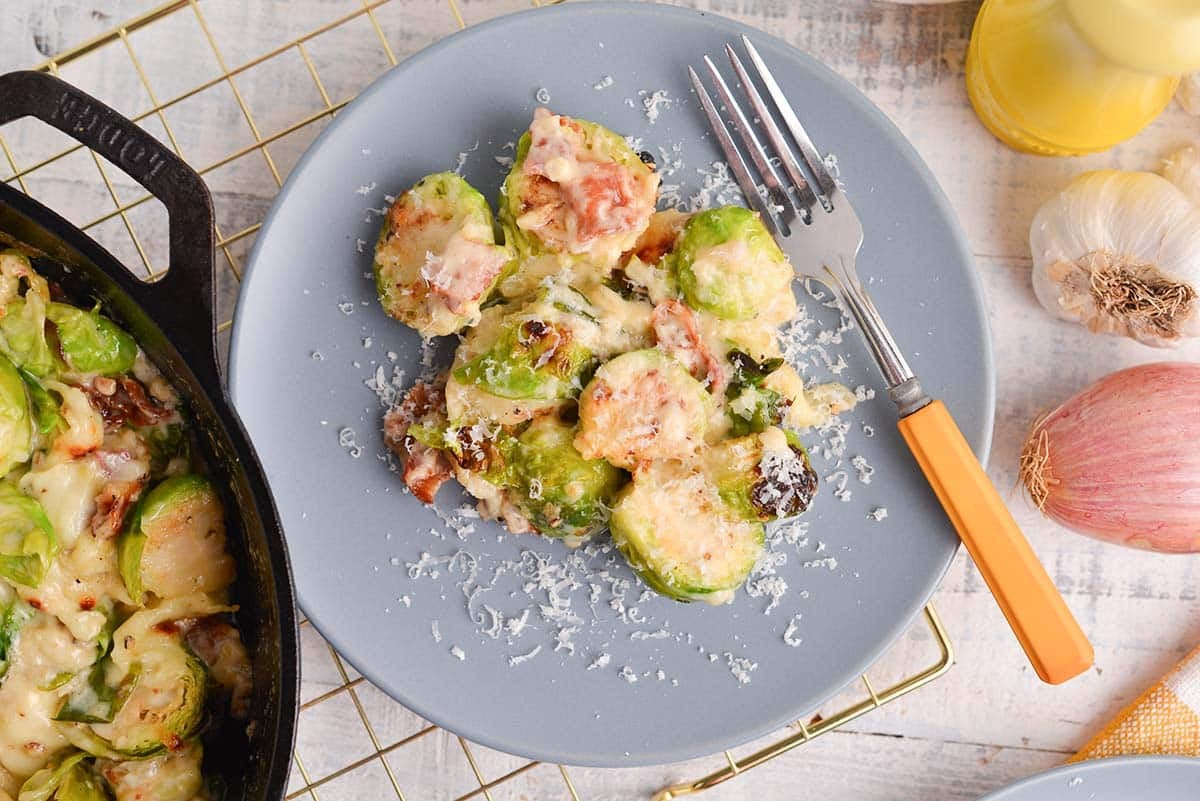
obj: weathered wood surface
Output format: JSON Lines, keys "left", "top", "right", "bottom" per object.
{"left": 2, "top": 1, "right": 1199, "bottom": 799}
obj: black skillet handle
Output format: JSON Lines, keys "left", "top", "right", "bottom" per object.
{"left": 0, "top": 70, "right": 222, "bottom": 392}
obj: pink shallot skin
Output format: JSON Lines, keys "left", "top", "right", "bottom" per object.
{"left": 1030, "top": 362, "right": 1200, "bottom": 553}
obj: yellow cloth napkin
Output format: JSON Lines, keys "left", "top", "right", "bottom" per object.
{"left": 1070, "top": 644, "right": 1200, "bottom": 761}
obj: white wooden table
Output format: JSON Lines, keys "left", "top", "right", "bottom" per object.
{"left": 2, "top": 2, "right": 1198, "bottom": 799}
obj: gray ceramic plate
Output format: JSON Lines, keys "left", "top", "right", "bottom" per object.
{"left": 977, "top": 757, "right": 1200, "bottom": 801}
{"left": 229, "top": 2, "right": 992, "bottom": 767}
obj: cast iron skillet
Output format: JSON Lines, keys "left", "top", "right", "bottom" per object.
{"left": 0, "top": 71, "right": 297, "bottom": 800}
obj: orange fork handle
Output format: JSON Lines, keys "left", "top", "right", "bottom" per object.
{"left": 898, "top": 400, "right": 1093, "bottom": 685}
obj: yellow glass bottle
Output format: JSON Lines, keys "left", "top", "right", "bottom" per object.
{"left": 966, "top": 0, "right": 1200, "bottom": 156}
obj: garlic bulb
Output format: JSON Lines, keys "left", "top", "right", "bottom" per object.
{"left": 1030, "top": 170, "right": 1200, "bottom": 347}
{"left": 1162, "top": 144, "right": 1200, "bottom": 207}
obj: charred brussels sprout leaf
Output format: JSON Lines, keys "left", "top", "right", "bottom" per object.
{"left": 0, "top": 354, "right": 33, "bottom": 475}
{"left": 706, "top": 429, "right": 818, "bottom": 522}
{"left": 16, "top": 751, "right": 109, "bottom": 801}
{"left": 118, "top": 475, "right": 234, "bottom": 604}
{"left": 670, "top": 206, "right": 792, "bottom": 320}
{"left": 0, "top": 482, "right": 58, "bottom": 588}
{"left": 46, "top": 303, "right": 137, "bottom": 376}
{"left": 509, "top": 417, "right": 624, "bottom": 543}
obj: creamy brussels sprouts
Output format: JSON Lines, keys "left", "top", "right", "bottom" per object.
{"left": 610, "top": 459, "right": 764, "bottom": 604}
{"left": 376, "top": 110, "right": 857, "bottom": 603}
{"left": 501, "top": 108, "right": 659, "bottom": 267}
{"left": 374, "top": 172, "right": 512, "bottom": 338}
{"left": 670, "top": 206, "right": 797, "bottom": 324}
{"left": 0, "top": 254, "right": 249, "bottom": 799}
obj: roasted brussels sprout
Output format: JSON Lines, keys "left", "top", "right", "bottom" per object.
{"left": 76, "top": 598, "right": 221, "bottom": 758}
{"left": 669, "top": 206, "right": 797, "bottom": 323}
{"left": 0, "top": 591, "right": 34, "bottom": 680}
{"left": 453, "top": 286, "right": 597, "bottom": 402}
{"left": 574, "top": 349, "right": 710, "bottom": 469}
{"left": 99, "top": 741, "right": 204, "bottom": 801}
{"left": 500, "top": 109, "right": 659, "bottom": 266}
{"left": 0, "top": 250, "right": 58, "bottom": 379}
{"left": 16, "top": 751, "right": 109, "bottom": 801}
{"left": 91, "top": 644, "right": 208, "bottom": 757}
{"left": 45, "top": 303, "right": 137, "bottom": 376}
{"left": 0, "top": 482, "right": 58, "bottom": 588}
{"left": 117, "top": 475, "right": 235, "bottom": 605}
{"left": 509, "top": 416, "right": 625, "bottom": 544}
{"left": 0, "top": 354, "right": 33, "bottom": 476}
{"left": 610, "top": 459, "right": 764, "bottom": 604}
{"left": 374, "top": 172, "right": 512, "bottom": 338}
{"left": 705, "top": 427, "right": 818, "bottom": 522}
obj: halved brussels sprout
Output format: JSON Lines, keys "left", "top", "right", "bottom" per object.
{"left": 16, "top": 751, "right": 109, "bottom": 801}
{"left": 669, "top": 206, "right": 797, "bottom": 322}
{"left": 0, "top": 482, "right": 58, "bottom": 588}
{"left": 0, "top": 354, "right": 33, "bottom": 476}
{"left": 0, "top": 251, "right": 58, "bottom": 379}
{"left": 45, "top": 303, "right": 137, "bottom": 376}
{"left": 574, "top": 349, "right": 710, "bottom": 469}
{"left": 374, "top": 172, "right": 512, "bottom": 338}
{"left": 89, "top": 643, "right": 208, "bottom": 757}
{"left": 500, "top": 109, "right": 659, "bottom": 266}
{"left": 509, "top": 416, "right": 625, "bottom": 544}
{"left": 118, "top": 475, "right": 234, "bottom": 605}
{"left": 0, "top": 593, "right": 35, "bottom": 680}
{"left": 453, "top": 286, "right": 597, "bottom": 402}
{"left": 610, "top": 459, "right": 764, "bottom": 604}
{"left": 705, "top": 427, "right": 818, "bottom": 522}
{"left": 99, "top": 741, "right": 204, "bottom": 801}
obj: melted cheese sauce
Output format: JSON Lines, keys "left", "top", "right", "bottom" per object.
{"left": 0, "top": 614, "right": 93, "bottom": 779}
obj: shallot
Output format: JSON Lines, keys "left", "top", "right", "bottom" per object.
{"left": 1019, "top": 362, "right": 1200, "bottom": 553}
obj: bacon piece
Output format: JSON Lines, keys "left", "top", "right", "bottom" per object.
{"left": 383, "top": 380, "right": 453, "bottom": 503}
{"left": 186, "top": 618, "right": 254, "bottom": 720}
{"left": 651, "top": 300, "right": 726, "bottom": 393}
{"left": 91, "top": 479, "right": 145, "bottom": 539}
{"left": 399, "top": 441, "right": 452, "bottom": 503}
{"left": 84, "top": 377, "right": 172, "bottom": 431}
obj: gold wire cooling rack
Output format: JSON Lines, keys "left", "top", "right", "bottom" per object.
{"left": 0, "top": 2, "right": 956, "bottom": 798}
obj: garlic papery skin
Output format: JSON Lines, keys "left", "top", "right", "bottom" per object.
{"left": 1019, "top": 362, "right": 1200, "bottom": 554}
{"left": 1179, "top": 73, "right": 1200, "bottom": 115}
{"left": 1030, "top": 170, "right": 1200, "bottom": 347}
{"left": 1163, "top": 144, "right": 1200, "bottom": 207}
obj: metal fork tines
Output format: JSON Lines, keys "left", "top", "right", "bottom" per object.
{"left": 688, "top": 37, "right": 924, "bottom": 408}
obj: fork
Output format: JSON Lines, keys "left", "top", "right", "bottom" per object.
{"left": 690, "top": 37, "right": 1093, "bottom": 685}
